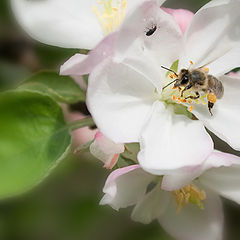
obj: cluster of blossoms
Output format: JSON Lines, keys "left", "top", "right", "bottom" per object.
{"left": 12, "top": 0, "right": 240, "bottom": 239}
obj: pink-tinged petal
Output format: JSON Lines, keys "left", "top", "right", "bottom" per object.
{"left": 87, "top": 58, "right": 156, "bottom": 143}
{"left": 162, "top": 8, "right": 194, "bottom": 34}
{"left": 199, "top": 151, "right": 240, "bottom": 204}
{"left": 131, "top": 182, "right": 171, "bottom": 224}
{"left": 138, "top": 101, "right": 213, "bottom": 175}
{"left": 71, "top": 75, "right": 87, "bottom": 90}
{"left": 90, "top": 131, "right": 124, "bottom": 169}
{"left": 115, "top": 1, "right": 183, "bottom": 72}
{"left": 193, "top": 75, "right": 240, "bottom": 150}
{"left": 159, "top": 186, "right": 223, "bottom": 240}
{"left": 228, "top": 71, "right": 240, "bottom": 77}
{"left": 100, "top": 165, "right": 155, "bottom": 210}
{"left": 63, "top": 108, "right": 97, "bottom": 146}
{"left": 94, "top": 131, "right": 124, "bottom": 154}
{"left": 162, "top": 150, "right": 240, "bottom": 191}
{"left": 179, "top": 0, "right": 240, "bottom": 71}
{"left": 60, "top": 32, "right": 117, "bottom": 76}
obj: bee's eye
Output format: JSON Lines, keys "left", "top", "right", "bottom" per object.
{"left": 181, "top": 75, "right": 189, "bottom": 84}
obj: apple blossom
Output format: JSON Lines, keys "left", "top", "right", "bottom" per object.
{"left": 60, "top": 5, "right": 194, "bottom": 76}
{"left": 86, "top": 0, "right": 240, "bottom": 175}
{"left": 90, "top": 131, "right": 124, "bottom": 169}
{"left": 11, "top": 0, "right": 165, "bottom": 49}
{"left": 101, "top": 151, "right": 240, "bottom": 240}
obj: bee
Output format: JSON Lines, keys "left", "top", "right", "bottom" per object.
{"left": 161, "top": 66, "right": 224, "bottom": 116}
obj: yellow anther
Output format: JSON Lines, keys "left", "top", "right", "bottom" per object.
{"left": 204, "top": 67, "right": 209, "bottom": 73}
{"left": 172, "top": 95, "right": 176, "bottom": 101}
{"left": 190, "top": 60, "right": 194, "bottom": 65}
{"left": 173, "top": 184, "right": 206, "bottom": 213}
{"left": 188, "top": 100, "right": 192, "bottom": 104}
{"left": 169, "top": 74, "right": 174, "bottom": 79}
{"left": 93, "top": 0, "right": 127, "bottom": 35}
{"left": 189, "top": 106, "right": 194, "bottom": 112}
{"left": 177, "top": 97, "right": 181, "bottom": 103}
{"left": 207, "top": 92, "right": 217, "bottom": 103}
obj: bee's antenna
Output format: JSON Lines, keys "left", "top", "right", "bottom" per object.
{"left": 161, "top": 66, "right": 178, "bottom": 77}
{"left": 162, "top": 79, "right": 178, "bottom": 90}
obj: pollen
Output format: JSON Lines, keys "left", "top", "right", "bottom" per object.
{"left": 169, "top": 74, "right": 174, "bottom": 79}
{"left": 177, "top": 97, "right": 181, "bottom": 103}
{"left": 188, "top": 100, "right": 192, "bottom": 104}
{"left": 204, "top": 67, "right": 209, "bottom": 73}
{"left": 190, "top": 60, "right": 194, "bottom": 65}
{"left": 172, "top": 184, "right": 206, "bottom": 213}
{"left": 207, "top": 93, "right": 217, "bottom": 103}
{"left": 172, "top": 95, "right": 176, "bottom": 101}
{"left": 188, "top": 106, "right": 194, "bottom": 112}
{"left": 93, "top": 0, "right": 127, "bottom": 35}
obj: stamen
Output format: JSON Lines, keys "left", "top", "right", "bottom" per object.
{"left": 173, "top": 184, "right": 206, "bottom": 213}
{"left": 190, "top": 60, "right": 194, "bottom": 65}
{"left": 93, "top": 0, "right": 127, "bottom": 35}
{"left": 172, "top": 95, "right": 176, "bottom": 101}
{"left": 188, "top": 106, "right": 194, "bottom": 112}
{"left": 204, "top": 67, "right": 209, "bottom": 73}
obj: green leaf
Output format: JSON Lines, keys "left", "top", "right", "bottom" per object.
{"left": 18, "top": 71, "right": 86, "bottom": 104}
{"left": 0, "top": 90, "right": 71, "bottom": 198}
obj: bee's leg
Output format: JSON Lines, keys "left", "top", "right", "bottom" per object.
{"left": 180, "top": 84, "right": 192, "bottom": 97}
{"left": 185, "top": 91, "right": 200, "bottom": 100}
{"left": 208, "top": 101, "right": 214, "bottom": 116}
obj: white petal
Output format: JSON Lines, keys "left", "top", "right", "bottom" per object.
{"left": 207, "top": 47, "right": 240, "bottom": 77}
{"left": 138, "top": 101, "right": 213, "bottom": 175}
{"left": 87, "top": 58, "right": 156, "bottom": 143}
{"left": 193, "top": 75, "right": 240, "bottom": 150}
{"left": 179, "top": 0, "right": 240, "bottom": 71}
{"left": 60, "top": 32, "right": 117, "bottom": 76}
{"left": 159, "top": 187, "right": 223, "bottom": 240}
{"left": 115, "top": 1, "right": 182, "bottom": 72}
{"left": 11, "top": 0, "right": 103, "bottom": 49}
{"left": 100, "top": 165, "right": 155, "bottom": 210}
{"left": 199, "top": 151, "right": 240, "bottom": 204}
{"left": 131, "top": 182, "right": 171, "bottom": 224}
{"left": 162, "top": 150, "right": 240, "bottom": 191}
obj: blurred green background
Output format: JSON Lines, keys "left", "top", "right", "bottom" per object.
{"left": 1, "top": 0, "right": 240, "bottom": 239}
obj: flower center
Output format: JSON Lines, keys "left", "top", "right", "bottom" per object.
{"left": 172, "top": 184, "right": 206, "bottom": 213}
{"left": 93, "top": 0, "right": 127, "bottom": 35}
{"left": 161, "top": 62, "right": 210, "bottom": 113}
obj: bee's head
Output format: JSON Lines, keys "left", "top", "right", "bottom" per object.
{"left": 174, "top": 69, "right": 189, "bottom": 87}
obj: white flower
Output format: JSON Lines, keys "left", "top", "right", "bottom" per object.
{"left": 11, "top": 0, "right": 163, "bottom": 49}
{"left": 86, "top": 0, "right": 240, "bottom": 175}
{"left": 90, "top": 131, "right": 124, "bottom": 169}
{"left": 100, "top": 151, "right": 240, "bottom": 240}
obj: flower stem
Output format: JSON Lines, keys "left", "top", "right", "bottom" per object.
{"left": 67, "top": 117, "right": 95, "bottom": 131}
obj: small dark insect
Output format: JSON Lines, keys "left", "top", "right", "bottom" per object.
{"left": 146, "top": 25, "right": 157, "bottom": 36}
{"left": 161, "top": 66, "right": 224, "bottom": 116}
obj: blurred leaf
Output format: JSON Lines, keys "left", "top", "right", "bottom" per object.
{"left": 0, "top": 90, "right": 71, "bottom": 198}
{"left": 19, "top": 71, "right": 86, "bottom": 103}
{"left": 121, "top": 143, "right": 140, "bottom": 162}
{"left": 0, "top": 61, "right": 30, "bottom": 90}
